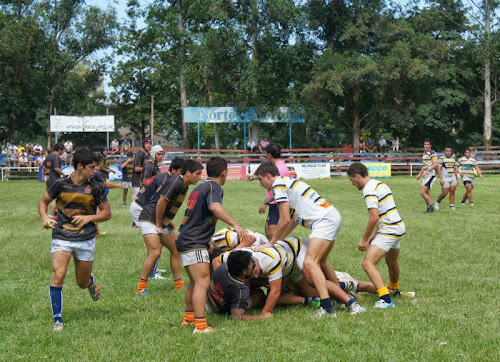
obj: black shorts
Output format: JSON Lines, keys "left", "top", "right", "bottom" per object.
{"left": 463, "top": 180, "right": 472, "bottom": 186}
{"left": 266, "top": 204, "right": 279, "bottom": 225}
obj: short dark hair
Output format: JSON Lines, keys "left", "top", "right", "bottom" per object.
{"left": 465, "top": 147, "right": 471, "bottom": 153}
{"left": 181, "top": 159, "right": 203, "bottom": 175}
{"left": 206, "top": 156, "right": 227, "bottom": 177}
{"left": 73, "top": 147, "right": 98, "bottom": 168}
{"left": 424, "top": 138, "right": 432, "bottom": 144}
{"left": 96, "top": 153, "right": 106, "bottom": 165}
{"left": 170, "top": 157, "right": 185, "bottom": 172}
{"left": 227, "top": 250, "right": 253, "bottom": 279}
{"left": 53, "top": 143, "right": 64, "bottom": 152}
{"left": 127, "top": 152, "right": 134, "bottom": 158}
{"left": 265, "top": 143, "right": 282, "bottom": 159}
{"left": 444, "top": 145, "right": 453, "bottom": 150}
{"left": 347, "top": 162, "right": 368, "bottom": 178}
{"left": 254, "top": 161, "right": 279, "bottom": 177}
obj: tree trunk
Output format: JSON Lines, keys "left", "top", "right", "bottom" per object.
{"left": 249, "top": 0, "right": 260, "bottom": 145}
{"left": 352, "top": 89, "right": 360, "bottom": 148}
{"left": 205, "top": 77, "right": 220, "bottom": 150}
{"left": 177, "top": 0, "right": 189, "bottom": 148}
{"left": 484, "top": 0, "right": 493, "bottom": 147}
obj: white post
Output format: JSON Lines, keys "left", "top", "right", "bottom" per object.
{"left": 106, "top": 107, "right": 110, "bottom": 149}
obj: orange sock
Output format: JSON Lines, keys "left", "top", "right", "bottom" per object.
{"left": 136, "top": 279, "right": 148, "bottom": 294}
{"left": 182, "top": 310, "right": 195, "bottom": 326}
{"left": 194, "top": 316, "right": 207, "bottom": 331}
{"left": 174, "top": 278, "right": 185, "bottom": 290}
{"left": 388, "top": 281, "right": 400, "bottom": 290}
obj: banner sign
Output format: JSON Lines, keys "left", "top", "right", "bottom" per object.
{"left": 365, "top": 163, "right": 391, "bottom": 178}
{"left": 184, "top": 107, "right": 305, "bottom": 124}
{"left": 50, "top": 116, "right": 115, "bottom": 132}
{"left": 248, "top": 162, "right": 330, "bottom": 180}
{"left": 162, "top": 162, "right": 246, "bottom": 181}
{"left": 62, "top": 165, "right": 122, "bottom": 181}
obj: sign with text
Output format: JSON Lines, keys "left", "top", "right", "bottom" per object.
{"left": 248, "top": 162, "right": 330, "bottom": 180}
{"left": 50, "top": 116, "right": 115, "bottom": 132}
{"left": 184, "top": 107, "right": 305, "bottom": 124}
{"left": 365, "top": 163, "right": 392, "bottom": 178}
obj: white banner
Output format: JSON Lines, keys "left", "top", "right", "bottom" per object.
{"left": 50, "top": 116, "right": 115, "bottom": 132}
{"left": 248, "top": 162, "right": 330, "bottom": 180}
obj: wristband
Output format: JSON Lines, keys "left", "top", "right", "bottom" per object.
{"left": 263, "top": 199, "right": 269, "bottom": 205}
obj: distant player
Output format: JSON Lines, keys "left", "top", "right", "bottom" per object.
{"left": 253, "top": 161, "right": 347, "bottom": 318}
{"left": 136, "top": 159, "right": 204, "bottom": 294}
{"left": 178, "top": 157, "right": 248, "bottom": 334}
{"left": 38, "top": 147, "right": 111, "bottom": 331}
{"left": 435, "top": 145, "right": 458, "bottom": 210}
{"left": 44, "top": 143, "right": 65, "bottom": 218}
{"left": 416, "top": 138, "right": 438, "bottom": 213}
{"left": 142, "top": 145, "right": 164, "bottom": 185}
{"left": 120, "top": 152, "right": 135, "bottom": 205}
{"left": 132, "top": 138, "right": 151, "bottom": 198}
{"left": 348, "top": 162, "right": 406, "bottom": 308}
{"left": 457, "top": 147, "right": 484, "bottom": 206}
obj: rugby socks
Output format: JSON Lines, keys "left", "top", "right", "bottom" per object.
{"left": 388, "top": 281, "right": 400, "bottom": 291}
{"left": 320, "top": 298, "right": 333, "bottom": 313}
{"left": 182, "top": 310, "right": 195, "bottom": 326}
{"left": 194, "top": 316, "right": 208, "bottom": 331}
{"left": 345, "top": 298, "right": 355, "bottom": 307}
{"left": 377, "top": 287, "right": 392, "bottom": 304}
{"left": 136, "top": 278, "right": 148, "bottom": 294}
{"left": 174, "top": 278, "right": 185, "bottom": 290}
{"left": 50, "top": 285, "right": 63, "bottom": 323}
{"left": 149, "top": 257, "right": 160, "bottom": 278}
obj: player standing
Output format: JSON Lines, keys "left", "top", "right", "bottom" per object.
{"left": 120, "top": 152, "right": 135, "bottom": 205}
{"left": 38, "top": 147, "right": 111, "bottom": 331}
{"left": 416, "top": 139, "right": 438, "bottom": 213}
{"left": 178, "top": 157, "right": 248, "bottom": 333}
{"left": 435, "top": 145, "right": 458, "bottom": 210}
{"left": 132, "top": 138, "right": 151, "bottom": 198}
{"left": 457, "top": 147, "right": 484, "bottom": 206}
{"left": 348, "top": 162, "right": 405, "bottom": 308}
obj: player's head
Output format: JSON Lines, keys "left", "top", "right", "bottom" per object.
{"left": 150, "top": 145, "right": 164, "bottom": 163}
{"left": 227, "top": 250, "right": 258, "bottom": 279}
{"left": 142, "top": 138, "right": 152, "bottom": 151}
{"left": 207, "top": 156, "right": 227, "bottom": 178}
{"left": 444, "top": 145, "right": 453, "bottom": 157}
{"left": 265, "top": 143, "right": 282, "bottom": 160}
{"left": 464, "top": 147, "right": 471, "bottom": 157}
{"left": 254, "top": 162, "right": 279, "bottom": 191}
{"left": 96, "top": 153, "right": 106, "bottom": 167}
{"left": 423, "top": 138, "right": 432, "bottom": 151}
{"left": 181, "top": 159, "right": 203, "bottom": 185}
{"left": 169, "top": 157, "right": 185, "bottom": 175}
{"left": 127, "top": 152, "right": 133, "bottom": 158}
{"left": 347, "top": 162, "right": 369, "bottom": 190}
{"left": 53, "top": 143, "right": 64, "bottom": 153}
{"left": 73, "top": 147, "right": 98, "bottom": 178}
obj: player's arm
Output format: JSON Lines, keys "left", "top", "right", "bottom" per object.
{"left": 156, "top": 196, "right": 169, "bottom": 234}
{"left": 271, "top": 201, "right": 292, "bottom": 244}
{"left": 72, "top": 202, "right": 112, "bottom": 228}
{"left": 38, "top": 192, "right": 56, "bottom": 229}
{"left": 475, "top": 164, "right": 484, "bottom": 179}
{"left": 437, "top": 161, "right": 444, "bottom": 184}
{"left": 120, "top": 158, "right": 132, "bottom": 168}
{"left": 261, "top": 278, "right": 282, "bottom": 316}
{"left": 359, "top": 208, "right": 378, "bottom": 251}
{"left": 231, "top": 308, "right": 269, "bottom": 320}
{"left": 209, "top": 203, "right": 248, "bottom": 243}
{"left": 134, "top": 154, "right": 143, "bottom": 173}
{"left": 427, "top": 156, "right": 439, "bottom": 173}
{"left": 103, "top": 180, "right": 122, "bottom": 189}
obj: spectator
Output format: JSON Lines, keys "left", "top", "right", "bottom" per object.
{"left": 37, "top": 149, "right": 48, "bottom": 170}
{"left": 32, "top": 142, "right": 43, "bottom": 168}
{"left": 7, "top": 143, "right": 18, "bottom": 166}
{"left": 358, "top": 136, "right": 366, "bottom": 153}
{"left": 366, "top": 137, "right": 376, "bottom": 152}
{"left": 121, "top": 138, "right": 131, "bottom": 154}
{"left": 259, "top": 137, "right": 270, "bottom": 153}
{"left": 247, "top": 138, "right": 257, "bottom": 152}
{"left": 18, "top": 149, "right": 29, "bottom": 171}
{"left": 378, "top": 136, "right": 387, "bottom": 153}
{"left": 392, "top": 137, "right": 400, "bottom": 152}
{"left": 110, "top": 138, "right": 120, "bottom": 155}
{"left": 63, "top": 140, "right": 73, "bottom": 165}
{"left": 26, "top": 141, "right": 34, "bottom": 155}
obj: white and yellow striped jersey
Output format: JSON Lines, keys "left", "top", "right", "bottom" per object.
{"left": 211, "top": 228, "right": 268, "bottom": 252}
{"left": 271, "top": 177, "right": 336, "bottom": 225}
{"left": 457, "top": 156, "right": 478, "bottom": 179}
{"left": 422, "top": 150, "right": 438, "bottom": 176}
{"left": 438, "top": 155, "right": 456, "bottom": 177}
{"left": 363, "top": 179, "right": 405, "bottom": 239}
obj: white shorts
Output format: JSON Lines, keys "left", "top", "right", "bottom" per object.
{"left": 422, "top": 174, "right": 437, "bottom": 189}
{"left": 130, "top": 201, "right": 143, "bottom": 225}
{"left": 51, "top": 238, "right": 96, "bottom": 261}
{"left": 180, "top": 249, "right": 210, "bottom": 266}
{"left": 122, "top": 181, "right": 132, "bottom": 189}
{"left": 335, "top": 271, "right": 354, "bottom": 283}
{"left": 370, "top": 233, "right": 403, "bottom": 252}
{"left": 132, "top": 187, "right": 141, "bottom": 196}
{"left": 309, "top": 208, "right": 342, "bottom": 241}
{"left": 441, "top": 175, "right": 457, "bottom": 188}
{"left": 137, "top": 221, "right": 174, "bottom": 237}
{"left": 462, "top": 175, "right": 475, "bottom": 186}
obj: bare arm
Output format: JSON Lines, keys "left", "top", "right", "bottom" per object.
{"left": 156, "top": 196, "right": 169, "bottom": 233}
{"left": 103, "top": 181, "right": 122, "bottom": 189}
{"left": 270, "top": 201, "right": 291, "bottom": 244}
{"left": 359, "top": 208, "right": 379, "bottom": 251}
{"left": 261, "top": 278, "right": 282, "bottom": 316}
{"left": 38, "top": 192, "right": 56, "bottom": 229}
{"left": 120, "top": 158, "right": 133, "bottom": 168}
{"left": 71, "top": 202, "right": 112, "bottom": 228}
{"left": 475, "top": 165, "right": 484, "bottom": 179}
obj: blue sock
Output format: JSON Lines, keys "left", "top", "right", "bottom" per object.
{"left": 339, "top": 281, "right": 346, "bottom": 290}
{"left": 346, "top": 298, "right": 355, "bottom": 307}
{"left": 88, "top": 274, "right": 95, "bottom": 288}
{"left": 320, "top": 298, "right": 332, "bottom": 313}
{"left": 381, "top": 294, "right": 392, "bottom": 304}
{"left": 150, "top": 257, "right": 160, "bottom": 277}
{"left": 50, "top": 285, "right": 63, "bottom": 323}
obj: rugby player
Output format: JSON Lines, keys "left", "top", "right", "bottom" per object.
{"left": 120, "top": 152, "right": 135, "bottom": 205}
{"left": 435, "top": 145, "right": 458, "bottom": 210}
{"left": 43, "top": 142, "right": 65, "bottom": 218}
{"left": 348, "top": 162, "right": 406, "bottom": 308}
{"left": 142, "top": 145, "right": 164, "bottom": 185}
{"left": 415, "top": 139, "right": 438, "bottom": 213}
{"left": 132, "top": 138, "right": 151, "bottom": 198}
{"left": 457, "top": 147, "right": 484, "bottom": 206}
{"left": 38, "top": 147, "right": 111, "bottom": 331}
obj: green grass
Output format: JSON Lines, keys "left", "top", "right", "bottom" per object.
{"left": 1, "top": 176, "right": 499, "bottom": 361}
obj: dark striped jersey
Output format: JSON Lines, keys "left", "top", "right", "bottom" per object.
{"left": 132, "top": 149, "right": 149, "bottom": 187}
{"left": 44, "top": 153, "right": 62, "bottom": 187}
{"left": 122, "top": 162, "right": 134, "bottom": 182}
{"left": 206, "top": 263, "right": 250, "bottom": 314}
{"left": 142, "top": 160, "right": 159, "bottom": 182}
{"left": 135, "top": 172, "right": 170, "bottom": 208}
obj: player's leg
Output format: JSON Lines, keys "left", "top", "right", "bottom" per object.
{"left": 419, "top": 185, "right": 432, "bottom": 207}
{"left": 466, "top": 183, "right": 474, "bottom": 204}
{"left": 385, "top": 247, "right": 400, "bottom": 293}
{"left": 137, "top": 232, "right": 163, "bottom": 294}
{"left": 182, "top": 265, "right": 195, "bottom": 326}
{"left": 436, "top": 186, "right": 449, "bottom": 209}
{"left": 160, "top": 231, "right": 185, "bottom": 290}
{"left": 50, "top": 250, "right": 71, "bottom": 330}
{"left": 362, "top": 242, "right": 394, "bottom": 308}
{"left": 74, "top": 259, "right": 99, "bottom": 301}
{"left": 122, "top": 187, "right": 128, "bottom": 205}
{"left": 265, "top": 204, "right": 279, "bottom": 240}
{"left": 449, "top": 184, "right": 456, "bottom": 208}
{"left": 185, "top": 261, "right": 212, "bottom": 332}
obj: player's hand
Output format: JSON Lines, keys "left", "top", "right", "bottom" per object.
{"left": 42, "top": 217, "right": 56, "bottom": 229}
{"left": 253, "top": 242, "right": 272, "bottom": 251}
{"left": 415, "top": 174, "right": 420, "bottom": 181}
{"left": 71, "top": 215, "right": 91, "bottom": 228}
{"left": 167, "top": 222, "right": 175, "bottom": 230}
{"left": 258, "top": 203, "right": 267, "bottom": 214}
{"left": 440, "top": 178, "right": 444, "bottom": 185}
{"left": 234, "top": 226, "right": 248, "bottom": 244}
{"left": 260, "top": 312, "right": 273, "bottom": 319}
{"left": 245, "top": 175, "right": 253, "bottom": 181}
{"left": 156, "top": 226, "right": 165, "bottom": 235}
{"left": 358, "top": 238, "right": 369, "bottom": 251}
{"left": 480, "top": 175, "right": 484, "bottom": 179}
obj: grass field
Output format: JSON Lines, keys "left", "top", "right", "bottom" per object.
{"left": 1, "top": 175, "right": 499, "bottom": 361}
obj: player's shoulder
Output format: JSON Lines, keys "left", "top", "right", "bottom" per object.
{"left": 429, "top": 149, "right": 437, "bottom": 156}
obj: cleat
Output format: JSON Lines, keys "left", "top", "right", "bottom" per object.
{"left": 156, "top": 269, "right": 166, "bottom": 273}
{"left": 149, "top": 273, "right": 167, "bottom": 280}
{"left": 123, "top": 202, "right": 127, "bottom": 205}
{"left": 425, "top": 205, "right": 434, "bottom": 213}
{"left": 175, "top": 285, "right": 188, "bottom": 291}
{"left": 450, "top": 205, "right": 455, "bottom": 210}
{"left": 460, "top": 201, "right": 466, "bottom": 206}
{"left": 349, "top": 302, "right": 366, "bottom": 315}
{"left": 309, "top": 297, "right": 321, "bottom": 309}
{"left": 88, "top": 274, "right": 100, "bottom": 301}
{"left": 470, "top": 202, "right": 474, "bottom": 207}
{"left": 434, "top": 201, "right": 440, "bottom": 210}
{"left": 374, "top": 300, "right": 395, "bottom": 309}
{"left": 53, "top": 321, "right": 64, "bottom": 331}
{"left": 137, "top": 289, "right": 150, "bottom": 295}
{"left": 315, "top": 307, "right": 336, "bottom": 318}
{"left": 193, "top": 327, "right": 215, "bottom": 334}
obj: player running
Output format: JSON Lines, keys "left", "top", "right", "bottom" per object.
{"left": 435, "top": 145, "right": 458, "bottom": 210}
{"left": 416, "top": 139, "right": 438, "bottom": 213}
{"left": 457, "top": 147, "right": 484, "bottom": 206}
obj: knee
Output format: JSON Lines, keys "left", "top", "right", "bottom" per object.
{"left": 148, "top": 247, "right": 162, "bottom": 260}
{"left": 303, "top": 256, "right": 319, "bottom": 272}
{"left": 362, "top": 259, "right": 374, "bottom": 272}
{"left": 76, "top": 277, "right": 91, "bottom": 289}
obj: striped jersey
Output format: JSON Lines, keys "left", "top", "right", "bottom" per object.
{"left": 271, "top": 177, "right": 335, "bottom": 224}
{"left": 422, "top": 150, "right": 438, "bottom": 176}
{"left": 363, "top": 179, "right": 405, "bottom": 239}
{"left": 457, "top": 157, "right": 478, "bottom": 179}
{"left": 211, "top": 228, "right": 268, "bottom": 252}
{"left": 438, "top": 155, "right": 456, "bottom": 177}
